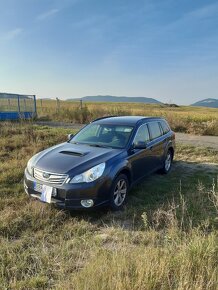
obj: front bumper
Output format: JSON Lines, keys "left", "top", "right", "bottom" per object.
{"left": 24, "top": 168, "right": 111, "bottom": 209}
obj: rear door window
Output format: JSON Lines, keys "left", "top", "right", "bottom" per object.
{"left": 160, "top": 120, "right": 170, "bottom": 135}
{"left": 148, "top": 122, "right": 162, "bottom": 140}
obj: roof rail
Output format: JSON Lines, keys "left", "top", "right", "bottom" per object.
{"left": 91, "top": 115, "right": 118, "bottom": 123}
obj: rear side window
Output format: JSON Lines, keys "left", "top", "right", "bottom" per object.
{"left": 160, "top": 120, "right": 170, "bottom": 134}
{"left": 148, "top": 122, "right": 162, "bottom": 140}
{"left": 134, "top": 124, "right": 150, "bottom": 144}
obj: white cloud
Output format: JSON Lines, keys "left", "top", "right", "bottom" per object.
{"left": 37, "top": 9, "right": 59, "bottom": 21}
{"left": 0, "top": 28, "right": 23, "bottom": 42}
{"left": 164, "top": 3, "right": 218, "bottom": 31}
{"left": 187, "top": 3, "right": 218, "bottom": 19}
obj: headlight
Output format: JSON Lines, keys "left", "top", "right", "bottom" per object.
{"left": 26, "top": 152, "right": 40, "bottom": 176}
{"left": 27, "top": 158, "right": 34, "bottom": 176}
{"left": 69, "top": 163, "right": 105, "bottom": 183}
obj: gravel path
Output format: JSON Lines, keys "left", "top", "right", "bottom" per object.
{"left": 35, "top": 121, "right": 218, "bottom": 150}
{"left": 176, "top": 133, "right": 218, "bottom": 150}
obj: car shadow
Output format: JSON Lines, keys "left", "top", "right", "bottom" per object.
{"left": 67, "top": 160, "right": 218, "bottom": 230}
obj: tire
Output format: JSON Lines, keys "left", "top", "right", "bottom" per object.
{"left": 160, "top": 150, "right": 173, "bottom": 174}
{"left": 109, "top": 174, "right": 129, "bottom": 211}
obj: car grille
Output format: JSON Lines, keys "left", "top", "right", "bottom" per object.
{"left": 33, "top": 168, "right": 68, "bottom": 185}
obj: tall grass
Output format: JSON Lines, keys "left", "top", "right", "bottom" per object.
{"left": 0, "top": 122, "right": 218, "bottom": 289}
{"left": 36, "top": 100, "right": 218, "bottom": 136}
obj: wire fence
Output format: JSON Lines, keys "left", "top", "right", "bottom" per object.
{"left": 0, "top": 93, "right": 37, "bottom": 120}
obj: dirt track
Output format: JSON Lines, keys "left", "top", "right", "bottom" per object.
{"left": 35, "top": 121, "right": 218, "bottom": 150}
{"left": 175, "top": 133, "right": 218, "bottom": 150}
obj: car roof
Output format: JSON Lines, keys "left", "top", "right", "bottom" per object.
{"left": 92, "top": 116, "right": 164, "bottom": 126}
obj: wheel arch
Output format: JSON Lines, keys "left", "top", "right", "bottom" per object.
{"left": 168, "top": 146, "right": 174, "bottom": 159}
{"left": 115, "top": 167, "right": 132, "bottom": 186}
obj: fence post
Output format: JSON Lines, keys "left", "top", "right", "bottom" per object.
{"left": 24, "top": 98, "right": 27, "bottom": 111}
{"left": 17, "top": 95, "right": 21, "bottom": 113}
{"left": 80, "top": 99, "right": 83, "bottom": 109}
{"left": 56, "top": 98, "right": 60, "bottom": 113}
{"left": 8, "top": 98, "right": 11, "bottom": 110}
{"left": 40, "top": 99, "right": 43, "bottom": 111}
{"left": 33, "top": 95, "right": 37, "bottom": 117}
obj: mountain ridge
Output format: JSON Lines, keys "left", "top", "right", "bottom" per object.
{"left": 191, "top": 98, "right": 218, "bottom": 108}
{"left": 67, "top": 95, "right": 162, "bottom": 104}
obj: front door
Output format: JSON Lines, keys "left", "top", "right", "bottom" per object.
{"left": 128, "top": 123, "right": 154, "bottom": 182}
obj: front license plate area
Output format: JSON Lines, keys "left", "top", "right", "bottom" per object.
{"left": 33, "top": 182, "right": 43, "bottom": 193}
{"left": 33, "top": 182, "right": 52, "bottom": 203}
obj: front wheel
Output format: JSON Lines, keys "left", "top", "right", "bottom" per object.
{"left": 109, "top": 174, "right": 129, "bottom": 211}
{"left": 160, "top": 150, "right": 173, "bottom": 174}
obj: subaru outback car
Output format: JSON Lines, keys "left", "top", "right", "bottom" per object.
{"left": 24, "top": 116, "right": 175, "bottom": 210}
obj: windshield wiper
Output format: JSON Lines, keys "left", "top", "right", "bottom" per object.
{"left": 70, "top": 141, "right": 81, "bottom": 145}
{"left": 88, "top": 143, "right": 111, "bottom": 148}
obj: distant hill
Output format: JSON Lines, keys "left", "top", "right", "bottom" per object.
{"left": 191, "top": 98, "right": 218, "bottom": 108}
{"left": 67, "top": 95, "right": 162, "bottom": 104}
{"left": 38, "top": 98, "right": 53, "bottom": 100}
{"left": 0, "top": 93, "right": 31, "bottom": 99}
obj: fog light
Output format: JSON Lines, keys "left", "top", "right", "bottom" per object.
{"left": 52, "top": 188, "right": 57, "bottom": 197}
{"left": 81, "top": 199, "right": 94, "bottom": 208}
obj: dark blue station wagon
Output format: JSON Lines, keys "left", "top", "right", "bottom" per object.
{"left": 24, "top": 116, "right": 175, "bottom": 210}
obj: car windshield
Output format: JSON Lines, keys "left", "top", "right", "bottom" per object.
{"left": 70, "top": 123, "right": 134, "bottom": 149}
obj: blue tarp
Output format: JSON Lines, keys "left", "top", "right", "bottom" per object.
{"left": 0, "top": 111, "right": 36, "bottom": 121}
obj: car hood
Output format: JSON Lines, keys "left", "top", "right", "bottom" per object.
{"left": 33, "top": 142, "right": 123, "bottom": 175}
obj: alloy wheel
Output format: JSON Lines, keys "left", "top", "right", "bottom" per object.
{"left": 165, "top": 152, "right": 172, "bottom": 172}
{"left": 113, "top": 179, "right": 127, "bottom": 206}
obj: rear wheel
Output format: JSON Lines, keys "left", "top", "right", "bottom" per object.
{"left": 109, "top": 174, "right": 129, "bottom": 211}
{"left": 160, "top": 150, "right": 173, "bottom": 174}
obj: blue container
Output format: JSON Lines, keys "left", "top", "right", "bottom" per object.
{"left": 0, "top": 111, "right": 36, "bottom": 121}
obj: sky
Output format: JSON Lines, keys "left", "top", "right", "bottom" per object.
{"left": 0, "top": 0, "right": 218, "bottom": 105}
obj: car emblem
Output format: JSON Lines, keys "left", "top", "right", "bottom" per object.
{"left": 43, "top": 172, "right": 50, "bottom": 179}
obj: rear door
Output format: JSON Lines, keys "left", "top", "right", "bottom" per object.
{"left": 147, "top": 121, "right": 166, "bottom": 169}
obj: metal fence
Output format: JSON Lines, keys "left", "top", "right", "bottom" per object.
{"left": 0, "top": 93, "right": 37, "bottom": 120}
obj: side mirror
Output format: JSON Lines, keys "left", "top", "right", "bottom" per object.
{"left": 67, "top": 133, "right": 74, "bottom": 141}
{"left": 133, "top": 141, "right": 147, "bottom": 149}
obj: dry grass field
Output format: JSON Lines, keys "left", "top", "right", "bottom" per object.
{"left": 0, "top": 121, "right": 218, "bottom": 289}
{"left": 36, "top": 99, "right": 218, "bottom": 136}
